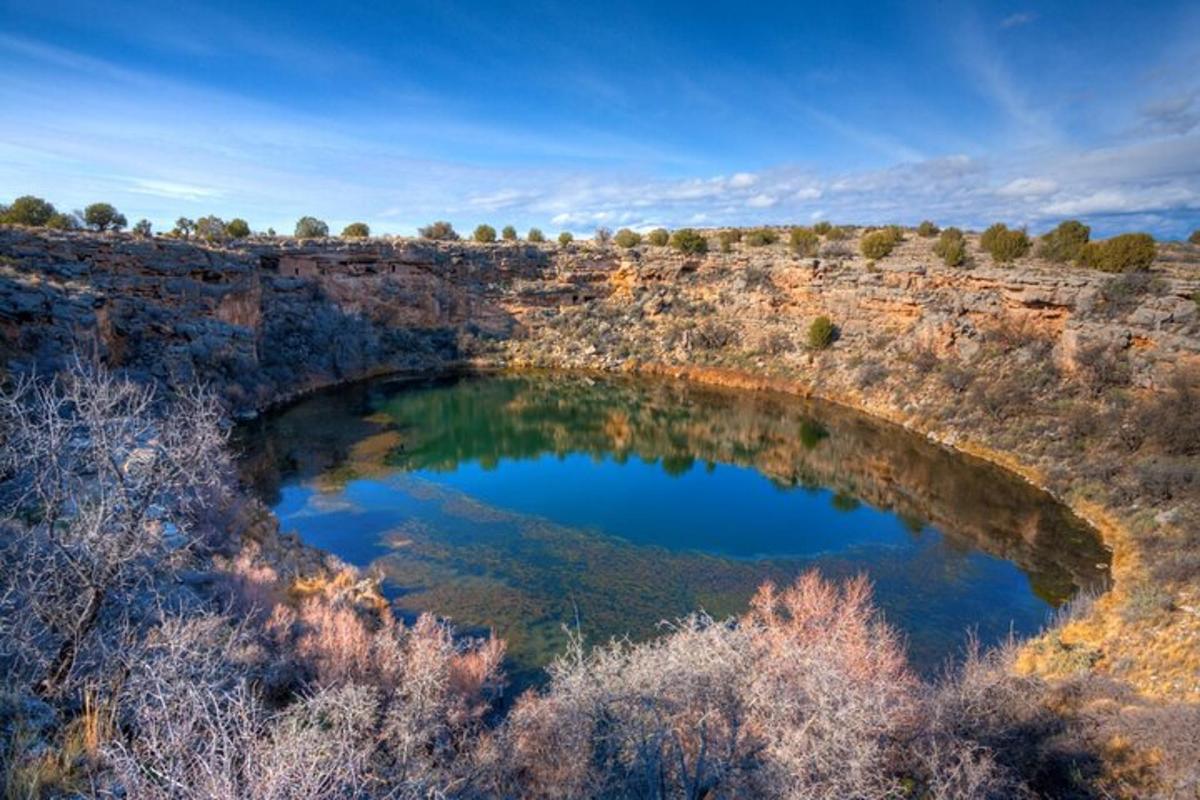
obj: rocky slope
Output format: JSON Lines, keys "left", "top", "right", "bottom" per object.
{"left": 2, "top": 225, "right": 1199, "bottom": 703}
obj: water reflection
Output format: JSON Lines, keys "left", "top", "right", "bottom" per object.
{"left": 238, "top": 373, "right": 1109, "bottom": 681}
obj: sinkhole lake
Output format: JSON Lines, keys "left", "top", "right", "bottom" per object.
{"left": 238, "top": 373, "right": 1110, "bottom": 683}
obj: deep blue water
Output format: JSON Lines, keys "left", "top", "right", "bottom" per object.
{"left": 239, "top": 373, "right": 1109, "bottom": 682}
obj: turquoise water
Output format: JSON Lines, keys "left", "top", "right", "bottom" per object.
{"left": 238, "top": 373, "right": 1110, "bottom": 683}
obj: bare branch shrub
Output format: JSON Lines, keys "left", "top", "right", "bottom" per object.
{"left": 0, "top": 358, "right": 229, "bottom": 696}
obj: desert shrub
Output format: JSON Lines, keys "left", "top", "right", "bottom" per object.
{"left": 0, "top": 195, "right": 57, "bottom": 227}
{"left": 0, "top": 360, "right": 228, "bottom": 695}
{"left": 980, "top": 223, "right": 1031, "bottom": 263}
{"left": 808, "top": 315, "right": 836, "bottom": 349}
{"left": 613, "top": 228, "right": 642, "bottom": 248}
{"left": 195, "top": 215, "right": 228, "bottom": 242}
{"left": 933, "top": 227, "right": 968, "bottom": 266}
{"left": 1138, "top": 368, "right": 1200, "bottom": 457}
{"left": 83, "top": 202, "right": 126, "bottom": 232}
{"left": 857, "top": 362, "right": 889, "bottom": 388}
{"left": 718, "top": 229, "right": 739, "bottom": 252}
{"left": 917, "top": 220, "right": 939, "bottom": 237}
{"left": 225, "top": 218, "right": 251, "bottom": 239}
{"left": 593, "top": 226, "right": 612, "bottom": 246}
{"left": 973, "top": 376, "right": 1031, "bottom": 420}
{"left": 692, "top": 320, "right": 738, "bottom": 349}
{"left": 744, "top": 227, "right": 779, "bottom": 247}
{"left": 500, "top": 573, "right": 919, "bottom": 799}
{"left": 1079, "top": 233, "right": 1157, "bottom": 272}
{"left": 172, "top": 217, "right": 195, "bottom": 238}
{"left": 340, "top": 222, "right": 369, "bottom": 238}
{"left": 1189, "top": 229, "right": 1200, "bottom": 245}
{"left": 419, "top": 220, "right": 459, "bottom": 240}
{"left": 1037, "top": 220, "right": 1090, "bottom": 263}
{"left": 46, "top": 212, "right": 80, "bottom": 230}
{"left": 473, "top": 224, "right": 497, "bottom": 243}
{"left": 860, "top": 229, "right": 898, "bottom": 260}
{"left": 294, "top": 216, "right": 329, "bottom": 239}
{"left": 826, "top": 225, "right": 849, "bottom": 241}
{"left": 557, "top": 231, "right": 574, "bottom": 246}
{"left": 941, "top": 362, "right": 976, "bottom": 393}
{"left": 527, "top": 227, "right": 545, "bottom": 243}
{"left": 501, "top": 225, "right": 517, "bottom": 241}
{"left": 670, "top": 227, "right": 708, "bottom": 255}
{"left": 821, "top": 242, "right": 853, "bottom": 259}
{"left": 789, "top": 226, "right": 819, "bottom": 256}
{"left": 647, "top": 227, "right": 670, "bottom": 246}
{"left": 132, "top": 219, "right": 153, "bottom": 237}
{"left": 1074, "top": 341, "right": 1131, "bottom": 396}
{"left": 813, "top": 220, "right": 832, "bottom": 236}
{"left": 761, "top": 331, "right": 794, "bottom": 355}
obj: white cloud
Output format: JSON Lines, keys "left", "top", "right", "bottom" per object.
{"left": 1000, "top": 12, "right": 1036, "bottom": 29}
{"left": 728, "top": 172, "right": 757, "bottom": 188}
{"left": 746, "top": 193, "right": 777, "bottom": 208}
{"left": 996, "top": 177, "right": 1058, "bottom": 197}
{"left": 128, "top": 179, "right": 223, "bottom": 201}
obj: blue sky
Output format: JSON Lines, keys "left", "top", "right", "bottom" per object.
{"left": 1, "top": 0, "right": 1198, "bottom": 237}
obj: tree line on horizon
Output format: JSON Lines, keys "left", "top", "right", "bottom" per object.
{"left": 2, "top": 193, "right": 1195, "bottom": 271}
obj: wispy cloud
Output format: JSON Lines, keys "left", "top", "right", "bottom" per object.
{"left": 1000, "top": 12, "right": 1037, "bottom": 29}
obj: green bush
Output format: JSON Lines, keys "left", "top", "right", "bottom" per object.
{"left": 1, "top": 195, "right": 57, "bottom": 227}
{"left": 1037, "top": 220, "right": 1090, "bottom": 263}
{"left": 1079, "top": 233, "right": 1157, "bottom": 272}
{"left": 83, "top": 202, "right": 126, "bottom": 232}
{"left": 916, "top": 220, "right": 939, "bottom": 238}
{"left": 1190, "top": 230, "right": 1200, "bottom": 245}
{"left": 46, "top": 212, "right": 80, "bottom": 230}
{"left": 744, "top": 227, "right": 779, "bottom": 247}
{"left": 196, "top": 215, "right": 229, "bottom": 241}
{"left": 419, "top": 220, "right": 459, "bottom": 240}
{"left": 812, "top": 221, "right": 832, "bottom": 236}
{"left": 473, "top": 224, "right": 497, "bottom": 243}
{"left": 501, "top": 225, "right": 517, "bottom": 241}
{"left": 789, "top": 226, "right": 819, "bottom": 256}
{"left": 294, "top": 216, "right": 329, "bottom": 239}
{"left": 933, "top": 227, "right": 967, "bottom": 267}
{"left": 614, "top": 228, "right": 642, "bottom": 248}
{"left": 980, "top": 223, "right": 1031, "bottom": 263}
{"left": 825, "top": 225, "right": 849, "bottom": 241}
{"left": 647, "top": 228, "right": 670, "bottom": 246}
{"left": 718, "top": 230, "right": 739, "bottom": 253}
{"left": 132, "top": 219, "right": 153, "bottom": 237}
{"left": 226, "top": 218, "right": 252, "bottom": 239}
{"left": 558, "top": 231, "right": 574, "bottom": 246}
{"left": 670, "top": 228, "right": 708, "bottom": 254}
{"left": 860, "top": 229, "right": 898, "bottom": 260}
{"left": 807, "top": 316, "right": 836, "bottom": 349}
{"left": 527, "top": 228, "right": 545, "bottom": 243}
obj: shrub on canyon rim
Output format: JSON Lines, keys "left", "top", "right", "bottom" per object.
{"left": 226, "top": 218, "right": 251, "bottom": 239}
{"left": 980, "top": 223, "right": 1032, "bottom": 263}
{"left": 670, "top": 227, "right": 708, "bottom": 254}
{"left": 934, "top": 227, "right": 968, "bottom": 267}
{"left": 1080, "top": 232, "right": 1157, "bottom": 272}
{"left": 789, "top": 226, "right": 820, "bottom": 256}
{"left": 1190, "top": 229, "right": 1200, "bottom": 245}
{"left": 808, "top": 315, "right": 836, "bottom": 349}
{"left": 613, "top": 228, "right": 642, "bottom": 248}
{"left": 501, "top": 225, "right": 517, "bottom": 241}
{"left": 860, "top": 229, "right": 899, "bottom": 260}
{"left": 917, "top": 220, "right": 940, "bottom": 237}
{"left": 813, "top": 220, "right": 832, "bottom": 236}
{"left": 294, "top": 216, "right": 329, "bottom": 239}
{"left": 83, "top": 202, "right": 127, "bottom": 232}
{"left": 647, "top": 227, "right": 670, "bottom": 246}
{"left": 473, "top": 224, "right": 497, "bottom": 243}
{"left": 527, "top": 227, "right": 546, "bottom": 243}
{"left": 718, "top": 229, "right": 740, "bottom": 252}
{"left": 744, "top": 227, "right": 780, "bottom": 247}
{"left": 557, "top": 231, "right": 574, "bottom": 246}
{"left": 1037, "top": 219, "right": 1090, "bottom": 263}
{"left": 1, "top": 195, "right": 60, "bottom": 227}
{"left": 419, "top": 220, "right": 459, "bottom": 240}
{"left": 340, "top": 222, "right": 370, "bottom": 238}
{"left": 593, "top": 226, "right": 613, "bottom": 246}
